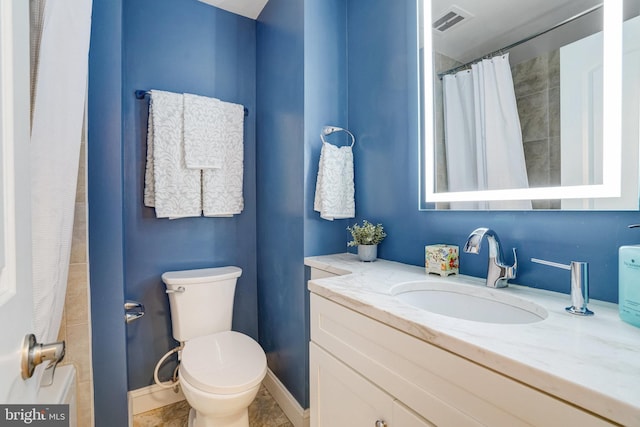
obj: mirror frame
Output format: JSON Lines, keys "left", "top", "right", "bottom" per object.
{"left": 421, "top": 0, "right": 623, "bottom": 205}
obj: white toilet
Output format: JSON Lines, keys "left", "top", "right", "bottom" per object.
{"left": 162, "top": 266, "right": 267, "bottom": 427}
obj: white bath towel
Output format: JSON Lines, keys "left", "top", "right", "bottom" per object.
{"left": 314, "top": 141, "right": 355, "bottom": 220}
{"left": 183, "top": 93, "right": 225, "bottom": 169}
{"left": 144, "top": 90, "right": 202, "bottom": 218}
{"left": 202, "top": 100, "right": 245, "bottom": 216}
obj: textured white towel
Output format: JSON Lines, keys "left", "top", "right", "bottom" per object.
{"left": 314, "top": 141, "right": 355, "bottom": 220}
{"left": 144, "top": 90, "right": 202, "bottom": 218}
{"left": 203, "top": 100, "right": 245, "bottom": 216}
{"left": 183, "top": 93, "right": 224, "bottom": 169}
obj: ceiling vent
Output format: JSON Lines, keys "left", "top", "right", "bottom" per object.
{"left": 433, "top": 5, "right": 472, "bottom": 33}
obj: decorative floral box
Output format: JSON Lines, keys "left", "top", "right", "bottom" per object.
{"left": 425, "top": 244, "right": 459, "bottom": 276}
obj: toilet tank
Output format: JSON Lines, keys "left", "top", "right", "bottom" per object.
{"left": 162, "top": 266, "right": 242, "bottom": 342}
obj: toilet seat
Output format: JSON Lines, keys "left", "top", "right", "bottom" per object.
{"left": 180, "top": 331, "right": 267, "bottom": 395}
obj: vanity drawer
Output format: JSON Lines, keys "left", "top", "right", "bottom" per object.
{"left": 310, "top": 293, "right": 614, "bottom": 426}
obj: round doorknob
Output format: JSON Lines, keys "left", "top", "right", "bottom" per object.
{"left": 375, "top": 420, "right": 387, "bottom": 427}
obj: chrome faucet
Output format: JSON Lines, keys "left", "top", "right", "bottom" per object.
{"left": 463, "top": 227, "right": 517, "bottom": 288}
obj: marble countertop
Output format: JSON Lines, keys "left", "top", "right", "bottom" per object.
{"left": 305, "top": 253, "right": 640, "bottom": 426}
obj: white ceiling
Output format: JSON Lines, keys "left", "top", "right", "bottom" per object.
{"left": 432, "top": 0, "right": 602, "bottom": 64}
{"left": 198, "top": 0, "right": 269, "bottom": 20}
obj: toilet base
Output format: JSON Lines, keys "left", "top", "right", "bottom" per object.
{"left": 180, "top": 374, "right": 262, "bottom": 427}
{"left": 188, "top": 407, "right": 249, "bottom": 427}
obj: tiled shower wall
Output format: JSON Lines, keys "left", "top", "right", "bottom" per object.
{"left": 33, "top": 0, "right": 94, "bottom": 421}
{"left": 512, "top": 51, "right": 562, "bottom": 209}
{"left": 57, "top": 138, "right": 94, "bottom": 426}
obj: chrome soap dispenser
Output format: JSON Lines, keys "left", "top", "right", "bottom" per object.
{"left": 619, "top": 224, "right": 640, "bottom": 328}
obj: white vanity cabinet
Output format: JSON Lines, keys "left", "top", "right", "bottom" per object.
{"left": 311, "top": 342, "right": 433, "bottom": 427}
{"left": 309, "top": 290, "right": 615, "bottom": 426}
{"left": 310, "top": 267, "right": 428, "bottom": 427}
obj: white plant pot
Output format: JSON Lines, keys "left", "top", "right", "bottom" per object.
{"left": 357, "top": 244, "right": 378, "bottom": 262}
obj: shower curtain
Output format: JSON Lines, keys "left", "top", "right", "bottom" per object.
{"left": 443, "top": 53, "right": 531, "bottom": 209}
{"left": 30, "top": 0, "right": 92, "bottom": 365}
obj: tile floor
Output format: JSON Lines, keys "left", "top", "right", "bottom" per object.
{"left": 133, "top": 385, "right": 293, "bottom": 427}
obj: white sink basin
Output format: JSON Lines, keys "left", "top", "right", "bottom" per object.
{"left": 392, "top": 280, "right": 547, "bottom": 324}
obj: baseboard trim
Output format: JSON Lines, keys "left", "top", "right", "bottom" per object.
{"left": 263, "top": 369, "right": 310, "bottom": 427}
{"left": 127, "top": 369, "right": 309, "bottom": 427}
{"left": 128, "top": 382, "right": 185, "bottom": 416}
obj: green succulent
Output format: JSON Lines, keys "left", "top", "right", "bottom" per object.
{"left": 347, "top": 220, "right": 386, "bottom": 246}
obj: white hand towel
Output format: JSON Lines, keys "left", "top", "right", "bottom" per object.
{"left": 183, "top": 93, "right": 224, "bottom": 169}
{"left": 144, "top": 90, "right": 202, "bottom": 218}
{"left": 202, "top": 100, "right": 245, "bottom": 217}
{"left": 314, "top": 141, "right": 355, "bottom": 220}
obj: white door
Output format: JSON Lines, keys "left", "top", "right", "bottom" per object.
{"left": 0, "top": 0, "right": 36, "bottom": 403}
{"left": 561, "top": 14, "right": 640, "bottom": 209}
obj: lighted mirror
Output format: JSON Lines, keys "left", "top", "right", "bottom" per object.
{"left": 420, "top": 0, "right": 639, "bottom": 210}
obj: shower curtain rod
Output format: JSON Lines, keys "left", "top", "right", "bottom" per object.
{"left": 437, "top": 3, "right": 603, "bottom": 79}
{"left": 134, "top": 89, "right": 249, "bottom": 117}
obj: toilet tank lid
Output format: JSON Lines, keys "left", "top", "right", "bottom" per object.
{"left": 162, "top": 266, "right": 242, "bottom": 285}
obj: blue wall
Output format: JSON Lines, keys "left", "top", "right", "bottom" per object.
{"left": 88, "top": 0, "right": 128, "bottom": 425}
{"left": 256, "top": 0, "right": 308, "bottom": 408}
{"left": 90, "top": 0, "right": 259, "bottom": 396}
{"left": 303, "top": 0, "right": 351, "bottom": 256}
{"left": 256, "top": 0, "right": 349, "bottom": 408}
{"left": 122, "top": 0, "right": 258, "bottom": 390}
{"left": 348, "top": 0, "right": 640, "bottom": 304}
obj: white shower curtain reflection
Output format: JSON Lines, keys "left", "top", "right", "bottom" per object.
{"left": 30, "top": 0, "right": 92, "bottom": 371}
{"left": 443, "top": 53, "right": 531, "bottom": 210}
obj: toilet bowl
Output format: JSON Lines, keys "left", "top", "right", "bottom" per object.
{"left": 161, "top": 267, "right": 267, "bottom": 427}
{"left": 180, "top": 331, "right": 267, "bottom": 427}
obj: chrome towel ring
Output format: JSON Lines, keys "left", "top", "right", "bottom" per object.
{"left": 321, "top": 126, "right": 355, "bottom": 148}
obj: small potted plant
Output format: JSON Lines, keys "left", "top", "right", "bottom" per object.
{"left": 347, "top": 220, "right": 386, "bottom": 262}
